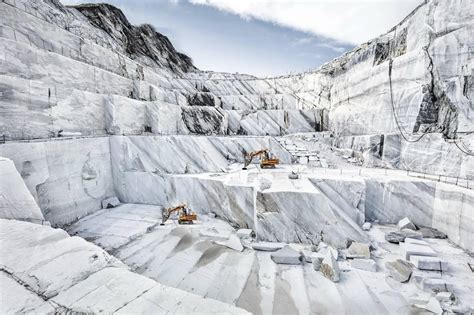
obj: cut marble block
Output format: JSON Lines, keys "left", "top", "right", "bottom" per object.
{"left": 101, "top": 196, "right": 120, "bottom": 209}
{"left": 410, "top": 256, "right": 447, "bottom": 271}
{"left": 252, "top": 241, "right": 286, "bottom": 251}
{"left": 404, "top": 238, "right": 429, "bottom": 246}
{"left": 419, "top": 278, "right": 454, "bottom": 292}
{"left": 320, "top": 251, "right": 340, "bottom": 282}
{"left": 398, "top": 217, "right": 417, "bottom": 230}
{"left": 400, "top": 243, "right": 437, "bottom": 260}
{"left": 347, "top": 242, "right": 371, "bottom": 259}
{"left": 270, "top": 245, "right": 302, "bottom": 265}
{"left": 385, "top": 229, "right": 423, "bottom": 243}
{"left": 385, "top": 259, "right": 413, "bottom": 283}
{"left": 436, "top": 291, "right": 453, "bottom": 302}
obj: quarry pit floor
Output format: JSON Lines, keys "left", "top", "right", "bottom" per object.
{"left": 65, "top": 202, "right": 474, "bottom": 315}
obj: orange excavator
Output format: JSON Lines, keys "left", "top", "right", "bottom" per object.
{"left": 160, "top": 204, "right": 197, "bottom": 225}
{"left": 242, "top": 149, "right": 280, "bottom": 170}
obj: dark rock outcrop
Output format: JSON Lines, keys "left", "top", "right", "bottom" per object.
{"left": 71, "top": 3, "right": 195, "bottom": 73}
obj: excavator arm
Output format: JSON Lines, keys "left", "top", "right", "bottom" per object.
{"left": 161, "top": 204, "right": 185, "bottom": 225}
{"left": 161, "top": 204, "right": 197, "bottom": 225}
{"left": 242, "top": 149, "right": 269, "bottom": 170}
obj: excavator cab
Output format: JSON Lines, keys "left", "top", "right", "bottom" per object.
{"left": 242, "top": 149, "right": 280, "bottom": 170}
{"left": 178, "top": 206, "right": 197, "bottom": 224}
{"left": 161, "top": 204, "right": 197, "bottom": 225}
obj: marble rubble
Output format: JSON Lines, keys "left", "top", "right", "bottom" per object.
{"left": 320, "top": 251, "right": 341, "bottom": 282}
{"left": 398, "top": 217, "right": 417, "bottom": 230}
{"left": 251, "top": 241, "right": 286, "bottom": 251}
{"left": 419, "top": 278, "right": 454, "bottom": 292}
{"left": 101, "top": 196, "right": 120, "bottom": 209}
{"left": 58, "top": 206, "right": 474, "bottom": 313}
{"left": 385, "top": 259, "right": 414, "bottom": 283}
{"left": 362, "top": 222, "right": 371, "bottom": 231}
{"left": 0, "top": 0, "right": 474, "bottom": 313}
{"left": 346, "top": 242, "right": 371, "bottom": 259}
{"left": 385, "top": 229, "right": 423, "bottom": 243}
{"left": 270, "top": 246, "right": 302, "bottom": 265}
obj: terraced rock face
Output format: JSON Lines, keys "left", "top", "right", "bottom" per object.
{"left": 1, "top": 0, "right": 472, "bottom": 179}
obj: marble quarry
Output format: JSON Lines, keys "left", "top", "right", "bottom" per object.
{"left": 0, "top": 0, "right": 473, "bottom": 314}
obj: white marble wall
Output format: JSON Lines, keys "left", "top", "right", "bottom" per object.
{"left": 256, "top": 188, "right": 368, "bottom": 247}
{"left": 110, "top": 135, "right": 291, "bottom": 175}
{"left": 364, "top": 177, "right": 436, "bottom": 227}
{"left": 432, "top": 182, "right": 474, "bottom": 252}
{"left": 0, "top": 137, "right": 115, "bottom": 226}
{"left": 309, "top": 177, "right": 366, "bottom": 226}
{"left": 333, "top": 133, "right": 474, "bottom": 180}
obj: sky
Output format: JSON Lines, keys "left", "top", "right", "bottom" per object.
{"left": 62, "top": 0, "right": 421, "bottom": 77}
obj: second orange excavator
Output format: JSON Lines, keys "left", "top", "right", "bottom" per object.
{"left": 160, "top": 204, "right": 197, "bottom": 225}
{"left": 242, "top": 149, "right": 280, "bottom": 170}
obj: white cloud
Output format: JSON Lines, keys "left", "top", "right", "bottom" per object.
{"left": 314, "top": 42, "right": 346, "bottom": 53}
{"left": 292, "top": 37, "right": 346, "bottom": 53}
{"left": 188, "top": 0, "right": 421, "bottom": 45}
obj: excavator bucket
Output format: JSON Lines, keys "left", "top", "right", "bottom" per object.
{"left": 242, "top": 157, "right": 252, "bottom": 170}
{"left": 160, "top": 208, "right": 169, "bottom": 225}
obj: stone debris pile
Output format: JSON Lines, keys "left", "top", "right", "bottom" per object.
{"left": 320, "top": 251, "right": 341, "bottom": 282}
{"left": 385, "top": 259, "right": 414, "bottom": 282}
{"left": 101, "top": 196, "right": 121, "bottom": 209}
{"left": 378, "top": 219, "right": 470, "bottom": 314}
{"left": 277, "top": 135, "right": 333, "bottom": 168}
